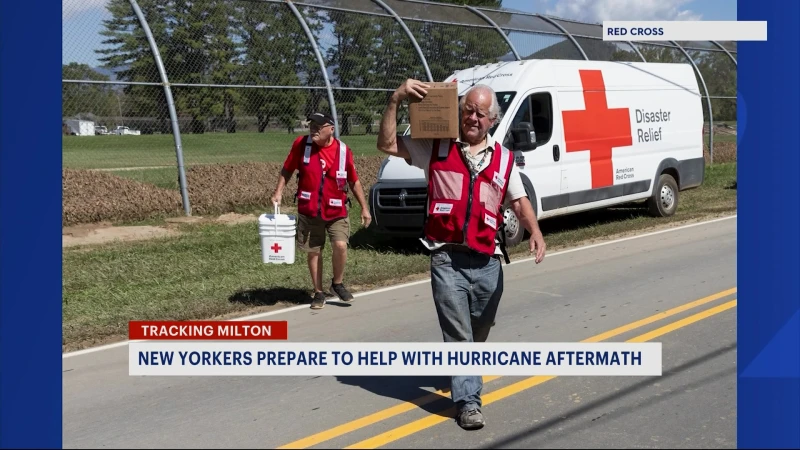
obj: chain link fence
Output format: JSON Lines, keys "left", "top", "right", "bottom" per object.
{"left": 63, "top": 0, "right": 737, "bottom": 218}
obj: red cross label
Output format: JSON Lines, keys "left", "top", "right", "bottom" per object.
{"left": 562, "top": 70, "right": 633, "bottom": 189}
{"left": 270, "top": 243, "right": 282, "bottom": 253}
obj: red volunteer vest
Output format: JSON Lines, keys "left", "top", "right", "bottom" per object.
{"left": 295, "top": 136, "right": 350, "bottom": 220}
{"left": 423, "top": 138, "right": 514, "bottom": 256}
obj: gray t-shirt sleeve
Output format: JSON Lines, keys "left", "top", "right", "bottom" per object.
{"left": 401, "top": 135, "right": 434, "bottom": 175}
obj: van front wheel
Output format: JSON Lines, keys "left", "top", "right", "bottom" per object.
{"left": 648, "top": 174, "right": 679, "bottom": 217}
{"left": 502, "top": 205, "right": 524, "bottom": 247}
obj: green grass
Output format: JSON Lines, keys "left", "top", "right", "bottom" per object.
{"left": 63, "top": 132, "right": 383, "bottom": 169}
{"left": 710, "top": 133, "right": 736, "bottom": 143}
{"left": 62, "top": 162, "right": 737, "bottom": 352}
{"left": 65, "top": 125, "right": 735, "bottom": 170}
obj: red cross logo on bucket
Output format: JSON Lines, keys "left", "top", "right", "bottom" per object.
{"left": 271, "top": 243, "right": 282, "bottom": 253}
{"left": 562, "top": 70, "right": 633, "bottom": 189}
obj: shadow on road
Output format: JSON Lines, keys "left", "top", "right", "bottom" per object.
{"left": 349, "top": 227, "right": 428, "bottom": 255}
{"left": 481, "top": 341, "right": 737, "bottom": 449}
{"left": 336, "top": 375, "right": 453, "bottom": 417}
{"left": 228, "top": 288, "right": 354, "bottom": 308}
{"left": 228, "top": 287, "right": 311, "bottom": 306}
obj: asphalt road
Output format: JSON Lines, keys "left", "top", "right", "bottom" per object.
{"left": 63, "top": 215, "right": 737, "bottom": 449}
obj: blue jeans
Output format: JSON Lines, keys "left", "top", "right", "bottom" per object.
{"left": 429, "top": 246, "right": 503, "bottom": 412}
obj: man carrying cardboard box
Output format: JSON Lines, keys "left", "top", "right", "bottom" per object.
{"left": 376, "top": 79, "right": 547, "bottom": 430}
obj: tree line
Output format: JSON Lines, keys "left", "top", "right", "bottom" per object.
{"left": 64, "top": 0, "right": 505, "bottom": 135}
{"left": 62, "top": 0, "right": 736, "bottom": 132}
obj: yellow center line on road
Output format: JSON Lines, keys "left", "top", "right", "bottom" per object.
{"left": 346, "top": 298, "right": 738, "bottom": 449}
{"left": 276, "top": 287, "right": 736, "bottom": 449}
{"left": 276, "top": 375, "right": 501, "bottom": 450}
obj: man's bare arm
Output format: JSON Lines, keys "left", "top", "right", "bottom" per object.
{"left": 271, "top": 168, "right": 293, "bottom": 205}
{"left": 377, "top": 79, "right": 429, "bottom": 160}
{"left": 511, "top": 196, "right": 546, "bottom": 264}
{"left": 349, "top": 179, "right": 372, "bottom": 227}
{"left": 376, "top": 95, "right": 409, "bottom": 159}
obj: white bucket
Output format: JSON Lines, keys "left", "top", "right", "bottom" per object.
{"left": 258, "top": 204, "right": 297, "bottom": 264}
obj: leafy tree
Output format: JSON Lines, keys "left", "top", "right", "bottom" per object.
{"left": 96, "top": 0, "right": 171, "bottom": 133}
{"left": 692, "top": 50, "right": 736, "bottom": 121}
{"left": 237, "top": 2, "right": 322, "bottom": 133}
{"left": 319, "top": 0, "right": 507, "bottom": 135}
{"left": 62, "top": 63, "right": 118, "bottom": 120}
{"left": 403, "top": 0, "right": 509, "bottom": 82}
{"left": 167, "top": 0, "right": 241, "bottom": 133}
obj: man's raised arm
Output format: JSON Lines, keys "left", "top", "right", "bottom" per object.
{"left": 377, "top": 79, "right": 430, "bottom": 159}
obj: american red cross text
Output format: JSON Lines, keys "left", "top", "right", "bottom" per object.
{"left": 562, "top": 70, "right": 633, "bottom": 189}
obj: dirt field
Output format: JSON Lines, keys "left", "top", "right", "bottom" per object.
{"left": 63, "top": 156, "right": 385, "bottom": 227}
{"left": 62, "top": 212, "right": 260, "bottom": 247}
{"left": 62, "top": 143, "right": 736, "bottom": 240}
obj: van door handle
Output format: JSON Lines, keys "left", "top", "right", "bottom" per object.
{"left": 553, "top": 145, "right": 560, "bottom": 162}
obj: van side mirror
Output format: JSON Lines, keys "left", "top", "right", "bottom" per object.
{"left": 510, "top": 122, "right": 537, "bottom": 151}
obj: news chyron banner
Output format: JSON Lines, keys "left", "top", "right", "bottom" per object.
{"left": 602, "top": 20, "right": 767, "bottom": 42}
{"left": 128, "top": 321, "right": 662, "bottom": 377}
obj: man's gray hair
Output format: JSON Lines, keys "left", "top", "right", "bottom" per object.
{"left": 459, "top": 84, "right": 503, "bottom": 122}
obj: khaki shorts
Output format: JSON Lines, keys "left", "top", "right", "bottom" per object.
{"left": 296, "top": 214, "right": 350, "bottom": 253}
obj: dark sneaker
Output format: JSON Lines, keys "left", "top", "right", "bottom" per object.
{"left": 310, "top": 291, "right": 326, "bottom": 309}
{"left": 330, "top": 281, "right": 354, "bottom": 302}
{"left": 457, "top": 407, "right": 485, "bottom": 430}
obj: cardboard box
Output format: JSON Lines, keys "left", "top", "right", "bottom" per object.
{"left": 408, "top": 82, "right": 459, "bottom": 139}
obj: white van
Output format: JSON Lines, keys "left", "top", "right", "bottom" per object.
{"left": 368, "top": 59, "right": 705, "bottom": 246}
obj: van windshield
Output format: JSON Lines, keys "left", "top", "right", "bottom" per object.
{"left": 458, "top": 91, "right": 516, "bottom": 139}
{"left": 490, "top": 91, "right": 516, "bottom": 137}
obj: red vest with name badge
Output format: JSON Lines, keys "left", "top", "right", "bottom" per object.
{"left": 423, "top": 138, "right": 514, "bottom": 256}
{"left": 295, "top": 136, "right": 350, "bottom": 220}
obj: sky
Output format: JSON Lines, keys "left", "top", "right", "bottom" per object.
{"left": 62, "top": 0, "right": 737, "bottom": 69}
{"left": 503, "top": 0, "right": 737, "bottom": 23}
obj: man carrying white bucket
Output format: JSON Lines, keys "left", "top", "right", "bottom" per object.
{"left": 271, "top": 112, "right": 371, "bottom": 310}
